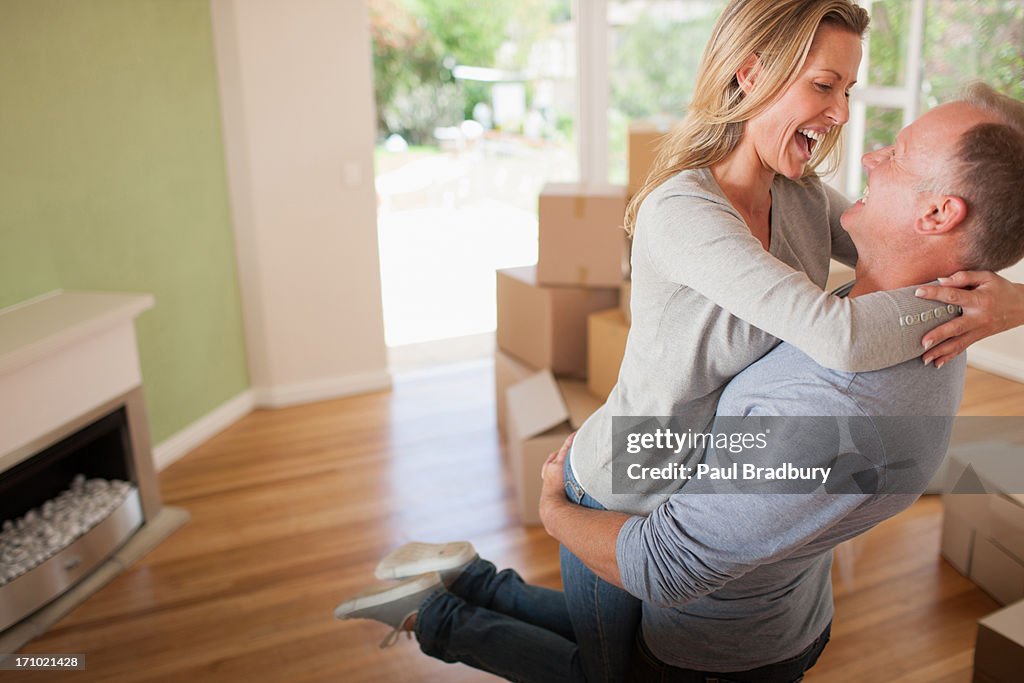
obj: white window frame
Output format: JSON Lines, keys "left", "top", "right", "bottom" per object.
{"left": 578, "top": 0, "right": 930, "bottom": 193}
{"left": 576, "top": 0, "right": 610, "bottom": 185}
{"left": 842, "top": 0, "right": 926, "bottom": 196}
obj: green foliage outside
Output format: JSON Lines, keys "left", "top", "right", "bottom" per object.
{"left": 921, "top": 0, "right": 1024, "bottom": 104}
{"left": 609, "top": 9, "right": 721, "bottom": 119}
{"left": 370, "top": 0, "right": 1024, "bottom": 169}
{"left": 369, "top": 0, "right": 564, "bottom": 145}
{"left": 606, "top": 2, "right": 724, "bottom": 184}
{"left": 867, "top": 0, "right": 907, "bottom": 88}
{"left": 865, "top": 0, "right": 1024, "bottom": 154}
{"left": 862, "top": 1, "right": 907, "bottom": 155}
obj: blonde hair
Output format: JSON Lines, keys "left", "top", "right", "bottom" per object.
{"left": 624, "top": 0, "right": 870, "bottom": 235}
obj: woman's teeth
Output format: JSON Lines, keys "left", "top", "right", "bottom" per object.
{"left": 798, "top": 128, "right": 824, "bottom": 142}
{"left": 795, "top": 128, "right": 824, "bottom": 158}
{"left": 860, "top": 185, "right": 870, "bottom": 203}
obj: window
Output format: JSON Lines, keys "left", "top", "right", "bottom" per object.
{"left": 605, "top": 1, "right": 726, "bottom": 185}
{"left": 844, "top": 0, "right": 1024, "bottom": 196}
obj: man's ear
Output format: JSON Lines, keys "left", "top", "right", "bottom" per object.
{"left": 736, "top": 54, "right": 762, "bottom": 94}
{"left": 915, "top": 194, "right": 968, "bottom": 235}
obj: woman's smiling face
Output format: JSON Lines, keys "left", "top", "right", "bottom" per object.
{"left": 745, "top": 24, "right": 862, "bottom": 179}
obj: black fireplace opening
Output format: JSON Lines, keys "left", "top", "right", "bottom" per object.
{"left": 0, "top": 407, "right": 133, "bottom": 525}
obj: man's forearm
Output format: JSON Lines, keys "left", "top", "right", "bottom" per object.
{"left": 540, "top": 497, "right": 632, "bottom": 588}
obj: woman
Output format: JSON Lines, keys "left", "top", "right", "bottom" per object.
{"left": 336, "top": 1, "right": 1024, "bottom": 681}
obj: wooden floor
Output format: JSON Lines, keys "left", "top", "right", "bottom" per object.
{"left": 9, "top": 362, "right": 1022, "bottom": 682}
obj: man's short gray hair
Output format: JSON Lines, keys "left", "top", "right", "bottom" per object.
{"left": 961, "top": 81, "right": 1024, "bottom": 133}
{"left": 950, "top": 82, "right": 1024, "bottom": 271}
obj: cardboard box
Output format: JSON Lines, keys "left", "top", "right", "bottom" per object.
{"left": 942, "top": 509, "right": 975, "bottom": 575}
{"left": 620, "top": 279, "right": 632, "bottom": 325}
{"left": 537, "top": 184, "right": 628, "bottom": 288}
{"left": 943, "top": 490, "right": 1024, "bottom": 603}
{"left": 506, "top": 370, "right": 602, "bottom": 525}
{"left": 825, "top": 259, "right": 855, "bottom": 293}
{"left": 972, "top": 535, "right": 1024, "bottom": 605}
{"left": 587, "top": 308, "right": 630, "bottom": 401}
{"left": 943, "top": 442, "right": 1024, "bottom": 499}
{"left": 494, "top": 349, "right": 537, "bottom": 440}
{"left": 942, "top": 446, "right": 1024, "bottom": 602}
{"left": 628, "top": 120, "right": 672, "bottom": 198}
{"left": 943, "top": 493, "right": 995, "bottom": 538}
{"left": 557, "top": 378, "right": 603, "bottom": 432}
{"left": 975, "top": 600, "right": 1024, "bottom": 682}
{"left": 991, "top": 495, "right": 1024, "bottom": 561}
{"left": 496, "top": 266, "right": 619, "bottom": 378}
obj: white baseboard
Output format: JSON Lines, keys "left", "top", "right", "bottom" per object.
{"left": 251, "top": 369, "right": 392, "bottom": 409}
{"left": 967, "top": 347, "right": 1024, "bottom": 384}
{"left": 152, "top": 370, "right": 392, "bottom": 470}
{"left": 153, "top": 389, "right": 255, "bottom": 471}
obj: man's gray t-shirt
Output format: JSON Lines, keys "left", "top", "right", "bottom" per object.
{"left": 616, "top": 338, "right": 966, "bottom": 672}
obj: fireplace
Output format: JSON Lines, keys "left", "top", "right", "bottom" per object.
{"left": 0, "top": 406, "right": 145, "bottom": 630}
{"left": 0, "top": 291, "right": 162, "bottom": 639}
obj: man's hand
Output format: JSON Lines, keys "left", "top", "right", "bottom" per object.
{"left": 915, "top": 271, "right": 1024, "bottom": 368}
{"left": 537, "top": 432, "right": 631, "bottom": 588}
{"left": 539, "top": 432, "right": 574, "bottom": 533}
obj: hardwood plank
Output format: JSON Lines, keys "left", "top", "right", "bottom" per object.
{"left": 8, "top": 363, "right": 1022, "bottom": 682}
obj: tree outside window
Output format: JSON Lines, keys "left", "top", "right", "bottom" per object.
{"left": 857, "top": 0, "right": 1024, "bottom": 183}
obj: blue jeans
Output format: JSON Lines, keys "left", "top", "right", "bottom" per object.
{"left": 413, "top": 455, "right": 641, "bottom": 682}
{"left": 416, "top": 557, "right": 583, "bottom": 682}
{"left": 560, "top": 454, "right": 643, "bottom": 683}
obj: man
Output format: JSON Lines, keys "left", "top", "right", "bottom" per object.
{"left": 335, "top": 84, "right": 1024, "bottom": 682}
{"left": 538, "top": 83, "right": 1024, "bottom": 679}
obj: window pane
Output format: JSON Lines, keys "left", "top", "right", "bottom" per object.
{"left": 921, "top": 0, "right": 1024, "bottom": 109}
{"left": 868, "top": 104, "right": 901, "bottom": 151}
{"left": 854, "top": 105, "right": 903, "bottom": 193}
{"left": 864, "top": 106, "right": 903, "bottom": 153}
{"left": 606, "top": 1, "right": 725, "bottom": 185}
{"left": 866, "top": 0, "right": 910, "bottom": 87}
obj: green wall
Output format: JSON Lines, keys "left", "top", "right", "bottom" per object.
{"left": 0, "top": 0, "right": 250, "bottom": 445}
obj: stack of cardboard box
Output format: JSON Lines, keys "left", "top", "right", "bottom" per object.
{"left": 505, "top": 371, "right": 602, "bottom": 524}
{"left": 620, "top": 118, "right": 671, "bottom": 315}
{"left": 627, "top": 120, "right": 671, "bottom": 199}
{"left": 493, "top": 187, "right": 623, "bottom": 524}
{"left": 582, "top": 121, "right": 675, "bottom": 402}
{"left": 939, "top": 446, "right": 1024, "bottom": 680}
{"left": 940, "top": 446, "right": 1024, "bottom": 604}
{"left": 493, "top": 122, "right": 670, "bottom": 525}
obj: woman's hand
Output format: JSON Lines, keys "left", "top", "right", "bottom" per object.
{"left": 915, "top": 271, "right": 1024, "bottom": 368}
{"left": 539, "top": 432, "right": 574, "bottom": 529}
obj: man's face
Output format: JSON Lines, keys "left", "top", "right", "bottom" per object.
{"left": 840, "top": 102, "right": 993, "bottom": 246}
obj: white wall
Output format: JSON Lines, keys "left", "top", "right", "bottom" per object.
{"left": 967, "top": 261, "right": 1024, "bottom": 383}
{"left": 210, "top": 0, "right": 389, "bottom": 407}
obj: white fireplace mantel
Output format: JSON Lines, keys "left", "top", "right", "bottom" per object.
{"left": 0, "top": 291, "right": 155, "bottom": 493}
{"left": 0, "top": 290, "right": 177, "bottom": 645}
{"left": 0, "top": 291, "right": 152, "bottom": 374}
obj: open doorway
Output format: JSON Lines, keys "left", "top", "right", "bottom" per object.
{"left": 369, "top": 0, "right": 578, "bottom": 369}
